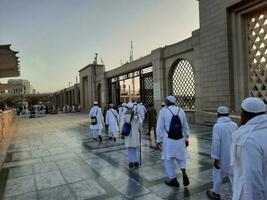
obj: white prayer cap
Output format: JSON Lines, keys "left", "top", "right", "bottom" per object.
{"left": 122, "top": 103, "right": 126, "bottom": 106}
{"left": 133, "top": 102, "right": 137, "bottom": 105}
{"left": 93, "top": 101, "right": 98, "bottom": 105}
{"left": 127, "top": 102, "right": 134, "bottom": 109}
{"left": 161, "top": 102, "right": 166, "bottom": 107}
{"left": 241, "top": 97, "right": 266, "bottom": 113}
{"left": 140, "top": 102, "right": 143, "bottom": 105}
{"left": 166, "top": 95, "right": 176, "bottom": 103}
{"left": 217, "top": 106, "right": 229, "bottom": 114}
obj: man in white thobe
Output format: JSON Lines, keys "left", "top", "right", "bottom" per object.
{"left": 119, "top": 103, "right": 127, "bottom": 134}
{"left": 137, "top": 102, "right": 146, "bottom": 121}
{"left": 72, "top": 104, "right": 76, "bottom": 112}
{"left": 232, "top": 97, "right": 267, "bottom": 200}
{"left": 207, "top": 106, "right": 238, "bottom": 200}
{"left": 106, "top": 104, "right": 119, "bottom": 141}
{"left": 133, "top": 102, "right": 138, "bottom": 113}
{"left": 121, "top": 102, "right": 143, "bottom": 168}
{"left": 89, "top": 101, "right": 104, "bottom": 142}
{"left": 156, "top": 95, "right": 190, "bottom": 187}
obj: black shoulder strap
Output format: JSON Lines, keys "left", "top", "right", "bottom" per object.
{"left": 164, "top": 107, "right": 181, "bottom": 133}
{"left": 110, "top": 109, "right": 117, "bottom": 119}
{"left": 95, "top": 107, "right": 98, "bottom": 116}
{"left": 129, "top": 110, "right": 134, "bottom": 123}
{"left": 167, "top": 107, "right": 180, "bottom": 116}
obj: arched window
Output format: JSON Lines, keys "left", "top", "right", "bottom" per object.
{"left": 170, "top": 59, "right": 195, "bottom": 110}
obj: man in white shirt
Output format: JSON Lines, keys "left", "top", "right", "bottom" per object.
{"left": 89, "top": 101, "right": 104, "bottom": 142}
{"left": 207, "top": 106, "right": 238, "bottom": 200}
{"left": 106, "top": 104, "right": 119, "bottom": 141}
{"left": 232, "top": 97, "right": 267, "bottom": 200}
{"left": 156, "top": 95, "right": 190, "bottom": 187}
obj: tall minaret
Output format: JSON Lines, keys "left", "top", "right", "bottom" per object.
{"left": 130, "top": 40, "right": 134, "bottom": 62}
{"left": 130, "top": 41, "right": 135, "bottom": 98}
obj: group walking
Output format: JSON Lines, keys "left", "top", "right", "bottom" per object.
{"left": 88, "top": 96, "right": 267, "bottom": 200}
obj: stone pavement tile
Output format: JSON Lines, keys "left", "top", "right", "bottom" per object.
{"left": 12, "top": 151, "right": 32, "bottom": 161}
{"left": 4, "top": 192, "right": 36, "bottom": 200}
{"left": 3, "top": 158, "right": 42, "bottom": 169}
{"left": 133, "top": 166, "right": 166, "bottom": 181}
{"left": 149, "top": 183, "right": 183, "bottom": 199}
{"left": 103, "top": 195, "right": 125, "bottom": 200}
{"left": 184, "top": 184, "right": 233, "bottom": 200}
{"left": 190, "top": 169, "right": 213, "bottom": 184}
{"left": 31, "top": 149, "right": 50, "bottom": 158}
{"left": 84, "top": 158, "right": 111, "bottom": 171}
{"left": 48, "top": 147, "right": 68, "bottom": 155}
{"left": 35, "top": 170, "right": 66, "bottom": 190}
{"left": 183, "top": 191, "right": 211, "bottom": 200}
{"left": 42, "top": 153, "right": 76, "bottom": 162}
{"left": 111, "top": 177, "right": 150, "bottom": 199}
{"left": 13, "top": 143, "right": 30, "bottom": 149}
{"left": 38, "top": 185, "right": 75, "bottom": 200}
{"left": 61, "top": 166, "right": 95, "bottom": 183}
{"left": 79, "top": 152, "right": 99, "bottom": 160}
{"left": 33, "top": 162, "right": 58, "bottom": 174}
{"left": 99, "top": 167, "right": 128, "bottom": 182}
{"left": 8, "top": 165, "right": 33, "bottom": 178}
{"left": 4, "top": 175, "right": 35, "bottom": 198}
{"left": 56, "top": 159, "right": 81, "bottom": 169}
{"left": 135, "top": 193, "right": 163, "bottom": 200}
{"left": 69, "top": 179, "right": 106, "bottom": 200}
{"left": 8, "top": 147, "right": 36, "bottom": 153}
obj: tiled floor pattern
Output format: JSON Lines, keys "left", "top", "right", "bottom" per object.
{"left": 0, "top": 113, "right": 232, "bottom": 199}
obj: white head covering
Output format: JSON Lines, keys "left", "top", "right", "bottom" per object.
{"left": 127, "top": 102, "right": 134, "bottom": 109}
{"left": 217, "top": 106, "right": 229, "bottom": 114}
{"left": 167, "top": 95, "right": 176, "bottom": 103}
{"left": 241, "top": 97, "right": 266, "bottom": 113}
{"left": 133, "top": 102, "right": 137, "bottom": 105}
{"left": 122, "top": 103, "right": 126, "bottom": 107}
{"left": 161, "top": 102, "right": 166, "bottom": 107}
{"left": 93, "top": 101, "right": 98, "bottom": 105}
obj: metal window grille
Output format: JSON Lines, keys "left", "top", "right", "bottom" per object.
{"left": 248, "top": 11, "right": 267, "bottom": 104}
{"left": 141, "top": 74, "right": 154, "bottom": 105}
{"left": 171, "top": 59, "right": 195, "bottom": 110}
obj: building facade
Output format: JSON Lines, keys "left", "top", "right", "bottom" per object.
{"left": 7, "top": 79, "right": 31, "bottom": 94}
{"left": 49, "top": 0, "right": 267, "bottom": 124}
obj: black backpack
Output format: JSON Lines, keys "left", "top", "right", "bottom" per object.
{"left": 165, "top": 107, "right": 183, "bottom": 140}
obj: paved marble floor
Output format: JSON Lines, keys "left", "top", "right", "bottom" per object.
{"left": 0, "top": 113, "right": 232, "bottom": 200}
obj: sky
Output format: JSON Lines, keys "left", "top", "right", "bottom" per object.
{"left": 0, "top": 0, "right": 199, "bottom": 93}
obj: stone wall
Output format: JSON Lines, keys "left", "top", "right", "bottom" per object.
{"left": 0, "top": 110, "right": 16, "bottom": 141}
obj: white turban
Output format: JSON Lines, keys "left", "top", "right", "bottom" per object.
{"left": 167, "top": 95, "right": 176, "bottom": 103}
{"left": 241, "top": 97, "right": 266, "bottom": 113}
{"left": 217, "top": 106, "right": 229, "bottom": 114}
{"left": 127, "top": 102, "right": 134, "bottom": 109}
{"left": 93, "top": 101, "right": 98, "bottom": 105}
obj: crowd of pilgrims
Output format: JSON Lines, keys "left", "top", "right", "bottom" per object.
{"left": 62, "top": 104, "right": 81, "bottom": 113}
{"left": 16, "top": 104, "right": 48, "bottom": 117}
{"left": 88, "top": 96, "right": 267, "bottom": 200}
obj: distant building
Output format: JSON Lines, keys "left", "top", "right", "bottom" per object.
{"left": 8, "top": 79, "right": 31, "bottom": 94}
